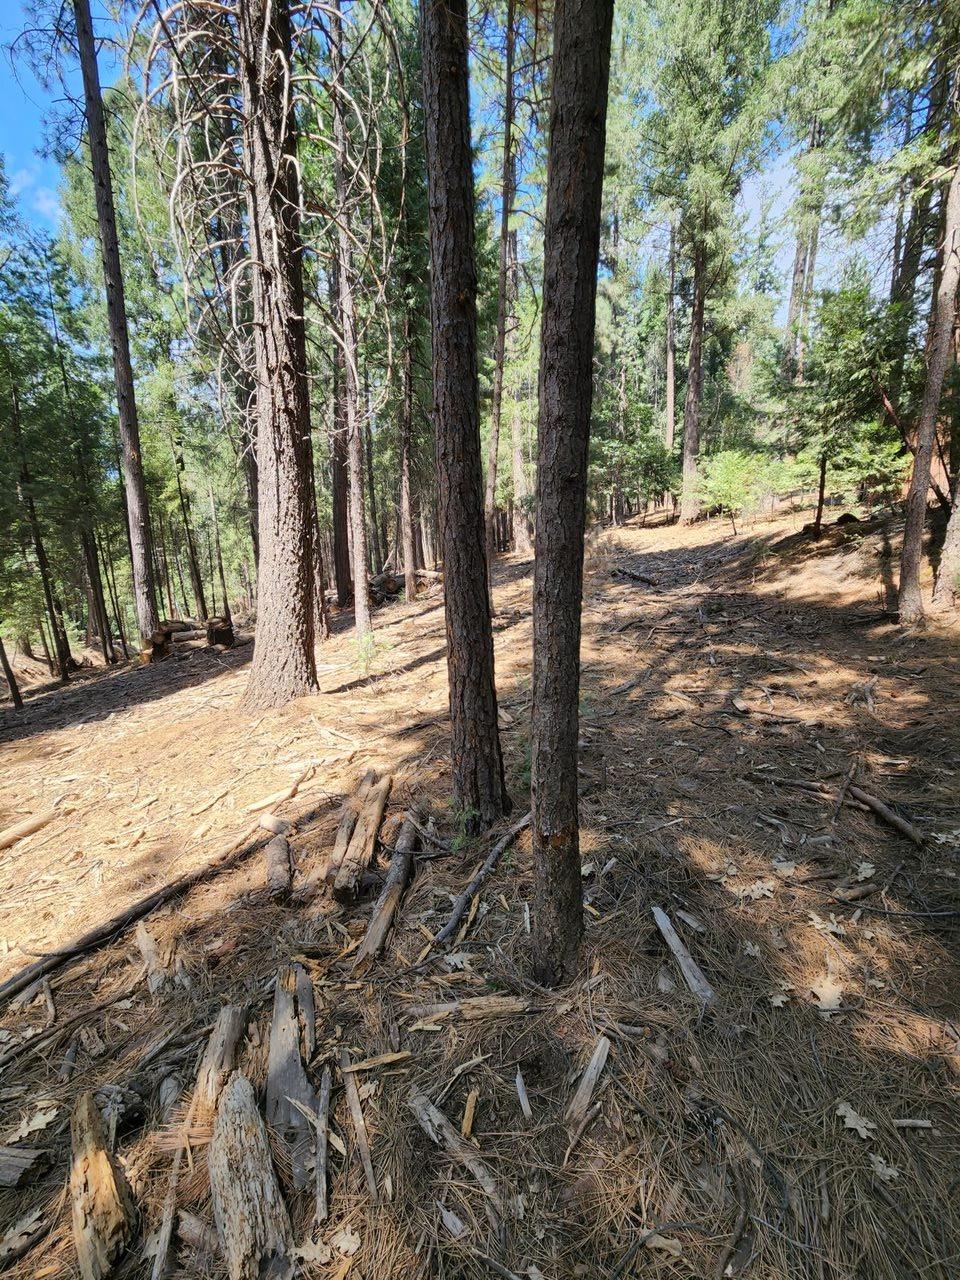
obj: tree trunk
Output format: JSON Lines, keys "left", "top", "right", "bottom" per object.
{"left": 307, "top": 446, "right": 330, "bottom": 641}
{"left": 421, "top": 0, "right": 509, "bottom": 829}
{"left": 400, "top": 313, "right": 417, "bottom": 602}
{"left": 530, "top": 0, "right": 613, "bottom": 986}
{"left": 364, "top": 404, "right": 384, "bottom": 574}
{"left": 328, "top": 266, "right": 352, "bottom": 608}
{"left": 665, "top": 221, "right": 676, "bottom": 452}
{"left": 933, "top": 484, "right": 960, "bottom": 610}
{"left": 238, "top": 0, "right": 319, "bottom": 707}
{"left": 812, "top": 451, "right": 827, "bottom": 538}
{"left": 330, "top": 3, "right": 372, "bottom": 640}
{"left": 0, "top": 635, "right": 22, "bottom": 710}
{"left": 208, "top": 479, "right": 232, "bottom": 628}
{"left": 679, "top": 244, "right": 706, "bottom": 524}
{"left": 7, "top": 380, "right": 72, "bottom": 680}
{"left": 97, "top": 527, "right": 129, "bottom": 659}
{"left": 483, "top": 0, "right": 517, "bottom": 571}
{"left": 898, "top": 141, "right": 960, "bottom": 624}
{"left": 169, "top": 432, "right": 208, "bottom": 620}
{"left": 82, "top": 527, "right": 115, "bottom": 664}
{"left": 73, "top": 0, "right": 159, "bottom": 650}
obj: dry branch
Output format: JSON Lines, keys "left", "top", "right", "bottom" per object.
{"left": 651, "top": 907, "right": 716, "bottom": 1007}
{"left": 407, "top": 1084, "right": 503, "bottom": 1221}
{"left": 354, "top": 808, "right": 419, "bottom": 967}
{"left": 0, "top": 808, "right": 57, "bottom": 852}
{"left": 430, "top": 812, "right": 531, "bottom": 949}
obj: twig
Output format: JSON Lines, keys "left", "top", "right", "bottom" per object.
{"left": 429, "top": 813, "right": 531, "bottom": 949}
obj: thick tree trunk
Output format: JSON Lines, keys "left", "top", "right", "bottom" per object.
{"left": 530, "top": 0, "right": 613, "bottom": 986}
{"left": 328, "top": 267, "right": 352, "bottom": 608}
{"left": 238, "top": 0, "right": 319, "bottom": 707}
{"left": 665, "top": 222, "right": 676, "bottom": 452}
{"left": 898, "top": 145, "right": 960, "bottom": 624}
{"left": 679, "top": 245, "right": 706, "bottom": 524}
{"left": 73, "top": 0, "right": 158, "bottom": 649}
{"left": 422, "top": 0, "right": 509, "bottom": 829}
{"left": 483, "top": 0, "right": 517, "bottom": 570}
{"left": 933, "top": 485, "right": 960, "bottom": 610}
{"left": 0, "top": 635, "right": 22, "bottom": 710}
{"left": 400, "top": 313, "right": 417, "bottom": 602}
{"left": 330, "top": 4, "right": 372, "bottom": 640}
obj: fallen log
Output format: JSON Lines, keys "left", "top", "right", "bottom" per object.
{"left": 265, "top": 836, "right": 292, "bottom": 899}
{"left": 430, "top": 812, "right": 531, "bottom": 950}
{"left": 333, "top": 772, "right": 393, "bottom": 902}
{"left": 206, "top": 617, "right": 235, "bottom": 648}
{"left": 354, "top": 809, "right": 419, "bottom": 969}
{"left": 266, "top": 965, "right": 317, "bottom": 1189}
{"left": 0, "top": 808, "right": 58, "bottom": 852}
{"left": 0, "top": 822, "right": 269, "bottom": 1005}
{"left": 208, "top": 1073, "right": 293, "bottom": 1280}
{"left": 70, "top": 1092, "right": 136, "bottom": 1280}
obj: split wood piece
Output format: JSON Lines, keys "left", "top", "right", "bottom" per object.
{"left": 0, "top": 1143, "right": 49, "bottom": 1187}
{"left": 0, "top": 808, "right": 57, "bottom": 852}
{"left": 340, "top": 1048, "right": 378, "bottom": 1202}
{"left": 430, "top": 812, "right": 531, "bottom": 949}
{"left": 651, "top": 907, "right": 716, "bottom": 1007}
{"left": 333, "top": 773, "right": 393, "bottom": 902}
{"left": 314, "top": 1066, "right": 332, "bottom": 1225}
{"left": 407, "top": 994, "right": 530, "bottom": 1022}
{"left": 176, "top": 1211, "right": 219, "bottom": 1265}
{"left": 135, "top": 922, "right": 189, "bottom": 995}
{"left": 407, "top": 1084, "right": 503, "bottom": 1222}
{"left": 152, "top": 1005, "right": 247, "bottom": 1280}
{"left": 208, "top": 1073, "right": 294, "bottom": 1280}
{"left": 70, "top": 1092, "right": 136, "bottom": 1280}
{"left": 354, "top": 809, "right": 420, "bottom": 969}
{"left": 327, "top": 769, "right": 376, "bottom": 880}
{"left": 266, "top": 966, "right": 318, "bottom": 1189}
{"left": 0, "top": 822, "right": 266, "bottom": 1004}
{"left": 265, "top": 836, "right": 293, "bottom": 899}
{"left": 564, "top": 1035, "right": 611, "bottom": 1128}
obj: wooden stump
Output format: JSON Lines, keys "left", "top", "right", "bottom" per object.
{"left": 206, "top": 617, "right": 235, "bottom": 648}
{"left": 143, "top": 631, "right": 171, "bottom": 663}
{"left": 70, "top": 1092, "right": 136, "bottom": 1280}
{"left": 208, "top": 1074, "right": 293, "bottom": 1280}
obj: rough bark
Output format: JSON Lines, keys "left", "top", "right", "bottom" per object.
{"left": 531, "top": 0, "right": 613, "bottom": 986}
{"left": 238, "top": 0, "right": 318, "bottom": 707}
{"left": 812, "top": 452, "right": 828, "bottom": 538}
{"left": 421, "top": 0, "right": 509, "bottom": 829}
{"left": 70, "top": 1092, "right": 136, "bottom": 1280}
{"left": 933, "top": 485, "right": 960, "bottom": 609}
{"left": 665, "top": 222, "right": 676, "bottom": 452}
{"left": 328, "top": 266, "right": 352, "bottom": 608}
{"left": 73, "top": 0, "right": 158, "bottom": 649}
{"left": 483, "top": 0, "right": 517, "bottom": 570}
{"left": 679, "top": 244, "right": 706, "bottom": 524}
{"left": 898, "top": 142, "right": 960, "bottom": 623}
{"left": 331, "top": 3, "right": 372, "bottom": 639}
{"left": 400, "top": 311, "right": 418, "bottom": 601}
{"left": 0, "top": 635, "right": 22, "bottom": 710}
{"left": 208, "top": 479, "right": 232, "bottom": 628}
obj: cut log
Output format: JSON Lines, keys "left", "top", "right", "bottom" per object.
{"left": 0, "top": 1144, "right": 49, "bottom": 1187}
{"left": 407, "top": 1084, "right": 502, "bottom": 1221}
{"left": 0, "top": 808, "right": 57, "bottom": 852}
{"left": 564, "top": 1035, "right": 610, "bottom": 1128}
{"left": 333, "top": 773, "right": 393, "bottom": 902}
{"left": 206, "top": 617, "right": 235, "bottom": 648}
{"left": 170, "top": 628, "right": 206, "bottom": 643}
{"left": 265, "top": 836, "right": 292, "bottom": 899}
{"left": 651, "top": 907, "right": 715, "bottom": 1007}
{"left": 70, "top": 1092, "right": 136, "bottom": 1280}
{"left": 430, "top": 813, "right": 531, "bottom": 949}
{"left": 259, "top": 812, "right": 291, "bottom": 836}
{"left": 266, "top": 966, "right": 317, "bottom": 1189}
{"left": 143, "top": 632, "right": 171, "bottom": 663}
{"left": 328, "top": 769, "right": 376, "bottom": 879}
{"left": 354, "top": 809, "right": 419, "bottom": 969}
{"left": 208, "top": 1073, "right": 293, "bottom": 1280}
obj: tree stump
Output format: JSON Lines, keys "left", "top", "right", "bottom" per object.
{"left": 206, "top": 617, "right": 235, "bottom": 648}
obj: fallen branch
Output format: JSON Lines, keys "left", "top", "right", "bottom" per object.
{"left": 0, "top": 808, "right": 58, "bottom": 852}
{"left": 354, "top": 809, "right": 419, "bottom": 969}
{"left": 651, "top": 907, "right": 715, "bottom": 1007}
{"left": 430, "top": 812, "right": 531, "bottom": 950}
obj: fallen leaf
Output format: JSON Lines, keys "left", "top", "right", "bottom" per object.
{"left": 743, "top": 942, "right": 761, "bottom": 958}
{"left": 869, "top": 1153, "right": 899, "bottom": 1182}
{"left": 809, "top": 912, "right": 845, "bottom": 937}
{"left": 738, "top": 879, "right": 775, "bottom": 901}
{"left": 5, "top": 1104, "right": 59, "bottom": 1143}
{"left": 855, "top": 862, "right": 876, "bottom": 882}
{"left": 296, "top": 1239, "right": 333, "bottom": 1264}
{"left": 813, "top": 976, "right": 843, "bottom": 1013}
{"left": 837, "top": 1101, "right": 875, "bottom": 1140}
{"left": 437, "top": 1201, "right": 466, "bottom": 1239}
{"left": 332, "top": 1225, "right": 361, "bottom": 1257}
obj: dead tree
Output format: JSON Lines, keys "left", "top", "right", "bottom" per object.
{"left": 530, "top": 0, "right": 613, "bottom": 984}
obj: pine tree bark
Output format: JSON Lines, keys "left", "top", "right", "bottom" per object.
{"left": 898, "top": 142, "right": 960, "bottom": 624}
{"left": 483, "top": 0, "right": 517, "bottom": 570}
{"left": 665, "top": 221, "right": 676, "bottom": 452}
{"left": 422, "top": 0, "right": 509, "bottom": 829}
{"left": 169, "top": 428, "right": 208, "bottom": 620}
{"left": 97, "top": 527, "right": 129, "bottom": 658}
{"left": 328, "top": 267, "right": 352, "bottom": 608}
{"left": 73, "top": 0, "right": 158, "bottom": 650}
{"left": 400, "top": 312, "right": 418, "bottom": 602}
{"left": 208, "top": 479, "right": 232, "bottom": 627}
{"left": 933, "top": 484, "right": 960, "bottom": 610}
{"left": 679, "top": 244, "right": 706, "bottom": 524}
{"left": 0, "top": 635, "right": 22, "bottom": 710}
{"left": 330, "top": 2, "right": 372, "bottom": 640}
{"left": 238, "top": 0, "right": 319, "bottom": 707}
{"left": 531, "top": 0, "right": 613, "bottom": 985}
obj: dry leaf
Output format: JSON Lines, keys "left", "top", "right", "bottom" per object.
{"left": 437, "top": 1201, "right": 467, "bottom": 1239}
{"left": 296, "top": 1239, "right": 333, "bottom": 1264}
{"left": 855, "top": 862, "right": 876, "bottom": 882}
{"left": 5, "top": 1104, "right": 58, "bottom": 1143}
{"left": 332, "top": 1225, "right": 361, "bottom": 1257}
{"left": 645, "top": 1232, "right": 682, "bottom": 1257}
{"left": 837, "top": 1101, "right": 875, "bottom": 1140}
{"left": 813, "top": 976, "right": 843, "bottom": 1013}
{"left": 739, "top": 879, "right": 775, "bottom": 901}
{"left": 868, "top": 1153, "right": 899, "bottom": 1182}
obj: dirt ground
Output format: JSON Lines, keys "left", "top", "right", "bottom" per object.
{"left": 1, "top": 508, "right": 959, "bottom": 1279}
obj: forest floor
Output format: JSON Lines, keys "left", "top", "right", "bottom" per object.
{"left": 1, "top": 507, "right": 959, "bottom": 1279}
